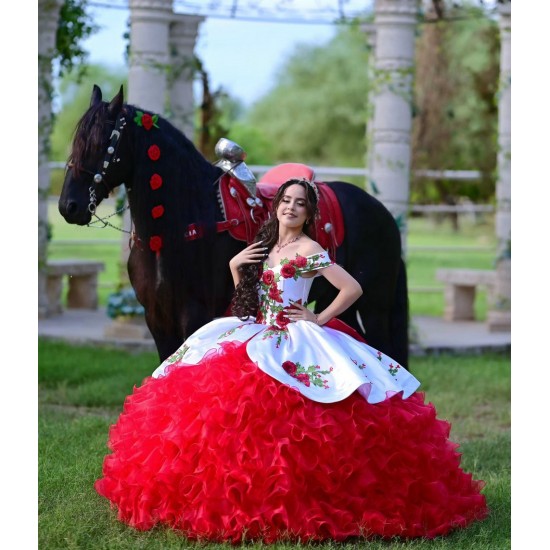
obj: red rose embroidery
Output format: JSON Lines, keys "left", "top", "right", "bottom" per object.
{"left": 151, "top": 205, "right": 164, "bottom": 219}
{"left": 148, "top": 145, "right": 161, "bottom": 161}
{"left": 268, "top": 286, "right": 283, "bottom": 303}
{"left": 294, "top": 255, "right": 308, "bottom": 268}
{"left": 262, "top": 270, "right": 275, "bottom": 285}
{"left": 276, "top": 310, "right": 289, "bottom": 328}
{"left": 256, "top": 310, "right": 264, "bottom": 324}
{"left": 280, "top": 264, "right": 296, "bottom": 279}
{"left": 296, "top": 373, "right": 311, "bottom": 387}
{"left": 150, "top": 173, "right": 162, "bottom": 190}
{"left": 282, "top": 361, "right": 297, "bottom": 375}
{"left": 141, "top": 113, "right": 154, "bottom": 130}
{"left": 149, "top": 235, "right": 162, "bottom": 253}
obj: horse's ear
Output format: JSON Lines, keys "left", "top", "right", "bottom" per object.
{"left": 90, "top": 84, "right": 102, "bottom": 107}
{"left": 107, "top": 85, "right": 124, "bottom": 118}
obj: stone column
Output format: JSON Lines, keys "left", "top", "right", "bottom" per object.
{"left": 168, "top": 14, "right": 205, "bottom": 139}
{"left": 487, "top": 0, "right": 511, "bottom": 332}
{"left": 367, "top": 0, "right": 419, "bottom": 255}
{"left": 128, "top": 0, "right": 173, "bottom": 114}
{"left": 38, "top": 0, "right": 64, "bottom": 318}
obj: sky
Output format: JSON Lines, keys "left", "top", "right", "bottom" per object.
{"left": 82, "top": 3, "right": 341, "bottom": 106}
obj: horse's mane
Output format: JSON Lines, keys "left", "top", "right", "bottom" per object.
{"left": 70, "top": 102, "right": 112, "bottom": 177}
{"left": 120, "top": 103, "right": 226, "bottom": 331}
{"left": 73, "top": 99, "right": 226, "bottom": 334}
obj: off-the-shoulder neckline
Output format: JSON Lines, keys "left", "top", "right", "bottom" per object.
{"left": 264, "top": 251, "right": 329, "bottom": 271}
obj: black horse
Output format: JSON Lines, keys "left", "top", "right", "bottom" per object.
{"left": 59, "top": 85, "right": 409, "bottom": 367}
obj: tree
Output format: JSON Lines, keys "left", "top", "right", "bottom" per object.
{"left": 245, "top": 22, "right": 371, "bottom": 168}
{"left": 411, "top": 1, "right": 500, "bottom": 209}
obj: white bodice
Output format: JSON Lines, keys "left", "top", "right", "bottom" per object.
{"left": 256, "top": 251, "right": 332, "bottom": 327}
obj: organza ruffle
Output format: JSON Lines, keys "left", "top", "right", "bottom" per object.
{"left": 95, "top": 341, "right": 488, "bottom": 542}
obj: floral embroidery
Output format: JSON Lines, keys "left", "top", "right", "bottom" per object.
{"left": 262, "top": 326, "right": 288, "bottom": 348}
{"left": 282, "top": 360, "right": 332, "bottom": 389}
{"left": 262, "top": 270, "right": 275, "bottom": 285}
{"left": 280, "top": 263, "right": 296, "bottom": 279}
{"left": 377, "top": 351, "right": 383, "bottom": 361}
{"left": 388, "top": 363, "right": 401, "bottom": 376}
{"left": 257, "top": 253, "right": 333, "bottom": 327}
{"left": 166, "top": 344, "right": 189, "bottom": 364}
{"left": 351, "top": 358, "right": 367, "bottom": 370}
{"left": 268, "top": 285, "right": 283, "bottom": 303}
{"left": 219, "top": 324, "right": 247, "bottom": 339}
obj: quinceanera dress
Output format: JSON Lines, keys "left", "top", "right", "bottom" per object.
{"left": 95, "top": 252, "right": 488, "bottom": 542}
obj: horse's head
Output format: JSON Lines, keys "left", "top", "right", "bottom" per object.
{"left": 59, "top": 85, "right": 132, "bottom": 225}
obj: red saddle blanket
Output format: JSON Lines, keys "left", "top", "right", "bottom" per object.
{"left": 216, "top": 164, "right": 345, "bottom": 259}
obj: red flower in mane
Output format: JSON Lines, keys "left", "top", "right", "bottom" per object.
{"left": 141, "top": 113, "right": 154, "bottom": 130}
{"left": 150, "top": 173, "right": 162, "bottom": 190}
{"left": 148, "top": 145, "right": 161, "bottom": 161}
{"left": 149, "top": 235, "right": 162, "bottom": 253}
{"left": 151, "top": 205, "right": 164, "bottom": 219}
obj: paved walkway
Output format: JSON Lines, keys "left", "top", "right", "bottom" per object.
{"left": 38, "top": 308, "right": 511, "bottom": 356}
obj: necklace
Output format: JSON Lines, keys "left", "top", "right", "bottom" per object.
{"left": 276, "top": 232, "right": 304, "bottom": 253}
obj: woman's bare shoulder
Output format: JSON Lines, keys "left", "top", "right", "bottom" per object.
{"left": 297, "top": 237, "right": 326, "bottom": 257}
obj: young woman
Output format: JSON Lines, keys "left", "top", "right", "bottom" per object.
{"left": 95, "top": 178, "right": 488, "bottom": 542}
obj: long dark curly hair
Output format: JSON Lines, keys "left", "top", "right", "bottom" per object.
{"left": 231, "top": 179, "right": 320, "bottom": 320}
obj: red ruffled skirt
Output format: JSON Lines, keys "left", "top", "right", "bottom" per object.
{"left": 95, "top": 341, "right": 488, "bottom": 542}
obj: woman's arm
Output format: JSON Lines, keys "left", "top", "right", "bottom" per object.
{"left": 313, "top": 264, "right": 363, "bottom": 325}
{"left": 285, "top": 263, "right": 363, "bottom": 326}
{"left": 229, "top": 241, "right": 267, "bottom": 287}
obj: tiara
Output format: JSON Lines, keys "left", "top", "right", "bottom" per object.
{"left": 296, "top": 177, "right": 320, "bottom": 202}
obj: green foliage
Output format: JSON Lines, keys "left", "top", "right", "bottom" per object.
{"left": 411, "top": 4, "right": 500, "bottom": 204}
{"left": 246, "top": 23, "right": 370, "bottom": 166}
{"left": 55, "top": 0, "right": 98, "bottom": 79}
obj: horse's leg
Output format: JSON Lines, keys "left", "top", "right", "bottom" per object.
{"left": 127, "top": 248, "right": 183, "bottom": 363}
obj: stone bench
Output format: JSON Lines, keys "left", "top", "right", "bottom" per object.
{"left": 435, "top": 268, "right": 496, "bottom": 321}
{"left": 46, "top": 259, "right": 106, "bottom": 315}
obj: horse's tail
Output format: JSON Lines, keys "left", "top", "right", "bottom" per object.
{"left": 391, "top": 257, "right": 410, "bottom": 370}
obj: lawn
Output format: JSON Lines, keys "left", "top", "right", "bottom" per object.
{"left": 47, "top": 198, "right": 497, "bottom": 318}
{"left": 38, "top": 339, "right": 510, "bottom": 549}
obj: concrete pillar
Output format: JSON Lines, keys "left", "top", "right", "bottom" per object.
{"left": 487, "top": 0, "right": 511, "bottom": 332}
{"left": 168, "top": 14, "right": 205, "bottom": 138}
{"left": 367, "top": 0, "right": 419, "bottom": 256}
{"left": 128, "top": 0, "right": 173, "bottom": 113}
{"left": 38, "top": 0, "right": 64, "bottom": 318}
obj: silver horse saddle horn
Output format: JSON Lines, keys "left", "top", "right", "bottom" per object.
{"left": 213, "top": 138, "right": 257, "bottom": 199}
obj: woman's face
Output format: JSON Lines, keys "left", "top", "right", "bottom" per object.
{"left": 276, "top": 183, "right": 309, "bottom": 231}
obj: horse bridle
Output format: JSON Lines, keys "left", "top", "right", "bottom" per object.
{"left": 67, "top": 113, "right": 128, "bottom": 222}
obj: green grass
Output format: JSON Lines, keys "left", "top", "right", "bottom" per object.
{"left": 38, "top": 339, "right": 510, "bottom": 549}
{"left": 48, "top": 199, "right": 497, "bottom": 318}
